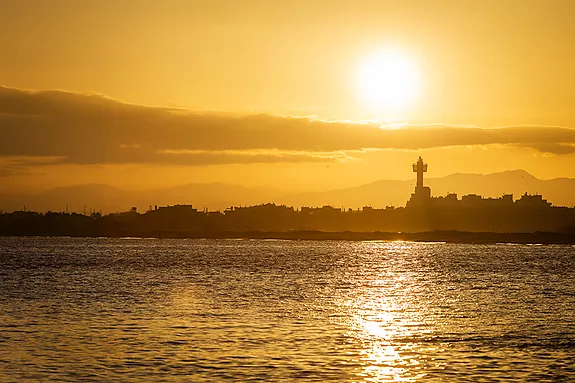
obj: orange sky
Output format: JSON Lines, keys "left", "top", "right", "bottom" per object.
{"left": 2, "top": 0, "right": 575, "bottom": 192}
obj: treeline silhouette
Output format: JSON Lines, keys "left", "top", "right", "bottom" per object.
{"left": 2, "top": 202, "right": 575, "bottom": 240}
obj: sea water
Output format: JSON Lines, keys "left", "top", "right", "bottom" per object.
{"left": 0, "top": 237, "right": 573, "bottom": 382}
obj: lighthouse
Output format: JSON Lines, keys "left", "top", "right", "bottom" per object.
{"left": 413, "top": 156, "right": 428, "bottom": 190}
{"left": 407, "top": 156, "right": 431, "bottom": 207}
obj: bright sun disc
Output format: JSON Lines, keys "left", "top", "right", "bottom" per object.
{"left": 357, "top": 50, "right": 420, "bottom": 112}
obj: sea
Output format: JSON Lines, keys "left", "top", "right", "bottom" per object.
{"left": 0, "top": 237, "right": 574, "bottom": 382}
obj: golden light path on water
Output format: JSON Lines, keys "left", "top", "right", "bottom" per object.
{"left": 164, "top": 240, "right": 442, "bottom": 382}
{"left": 338, "top": 241, "right": 440, "bottom": 382}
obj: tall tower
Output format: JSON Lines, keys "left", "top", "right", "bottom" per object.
{"left": 412, "top": 156, "right": 428, "bottom": 189}
{"left": 407, "top": 156, "right": 431, "bottom": 208}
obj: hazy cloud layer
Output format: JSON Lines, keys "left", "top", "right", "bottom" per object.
{"left": 519, "top": 143, "right": 575, "bottom": 155}
{"left": 2, "top": 86, "right": 575, "bottom": 166}
{"left": 0, "top": 166, "right": 32, "bottom": 178}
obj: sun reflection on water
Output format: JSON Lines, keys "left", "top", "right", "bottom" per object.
{"left": 342, "top": 241, "right": 435, "bottom": 382}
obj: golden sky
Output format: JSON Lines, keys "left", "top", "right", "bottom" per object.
{"left": 2, "top": 0, "right": 575, "bottom": 193}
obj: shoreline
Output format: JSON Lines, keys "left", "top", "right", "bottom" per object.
{"left": 3, "top": 230, "right": 575, "bottom": 244}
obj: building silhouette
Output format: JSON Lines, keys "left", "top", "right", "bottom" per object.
{"left": 1, "top": 157, "right": 574, "bottom": 237}
{"left": 405, "top": 156, "right": 554, "bottom": 211}
{"left": 407, "top": 156, "right": 430, "bottom": 208}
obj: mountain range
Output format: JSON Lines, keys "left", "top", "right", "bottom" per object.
{"left": 1, "top": 170, "right": 574, "bottom": 214}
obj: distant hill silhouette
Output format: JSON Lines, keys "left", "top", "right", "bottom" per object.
{"left": 429, "top": 170, "right": 574, "bottom": 207}
{"left": 282, "top": 170, "right": 575, "bottom": 209}
{"left": 0, "top": 183, "right": 278, "bottom": 214}
{"left": 1, "top": 170, "right": 574, "bottom": 213}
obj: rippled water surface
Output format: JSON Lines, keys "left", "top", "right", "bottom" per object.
{"left": 1, "top": 237, "right": 574, "bottom": 382}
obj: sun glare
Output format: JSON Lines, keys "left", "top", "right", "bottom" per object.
{"left": 357, "top": 50, "right": 420, "bottom": 113}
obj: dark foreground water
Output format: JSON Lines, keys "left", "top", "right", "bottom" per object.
{"left": 0, "top": 238, "right": 574, "bottom": 382}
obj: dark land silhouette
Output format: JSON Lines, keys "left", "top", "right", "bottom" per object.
{"left": 2, "top": 158, "right": 575, "bottom": 242}
{"left": 2, "top": 169, "right": 575, "bottom": 214}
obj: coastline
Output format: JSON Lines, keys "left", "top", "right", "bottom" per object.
{"left": 3, "top": 230, "right": 575, "bottom": 244}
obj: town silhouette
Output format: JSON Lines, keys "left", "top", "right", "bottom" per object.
{"left": 2, "top": 157, "right": 574, "bottom": 243}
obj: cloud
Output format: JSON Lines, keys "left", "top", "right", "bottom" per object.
{"left": 2, "top": 86, "right": 575, "bottom": 166}
{"left": 151, "top": 149, "right": 354, "bottom": 165}
{"left": 517, "top": 143, "right": 575, "bottom": 155}
{"left": 0, "top": 166, "right": 36, "bottom": 178}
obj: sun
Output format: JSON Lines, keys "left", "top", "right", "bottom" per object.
{"left": 356, "top": 49, "right": 420, "bottom": 113}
